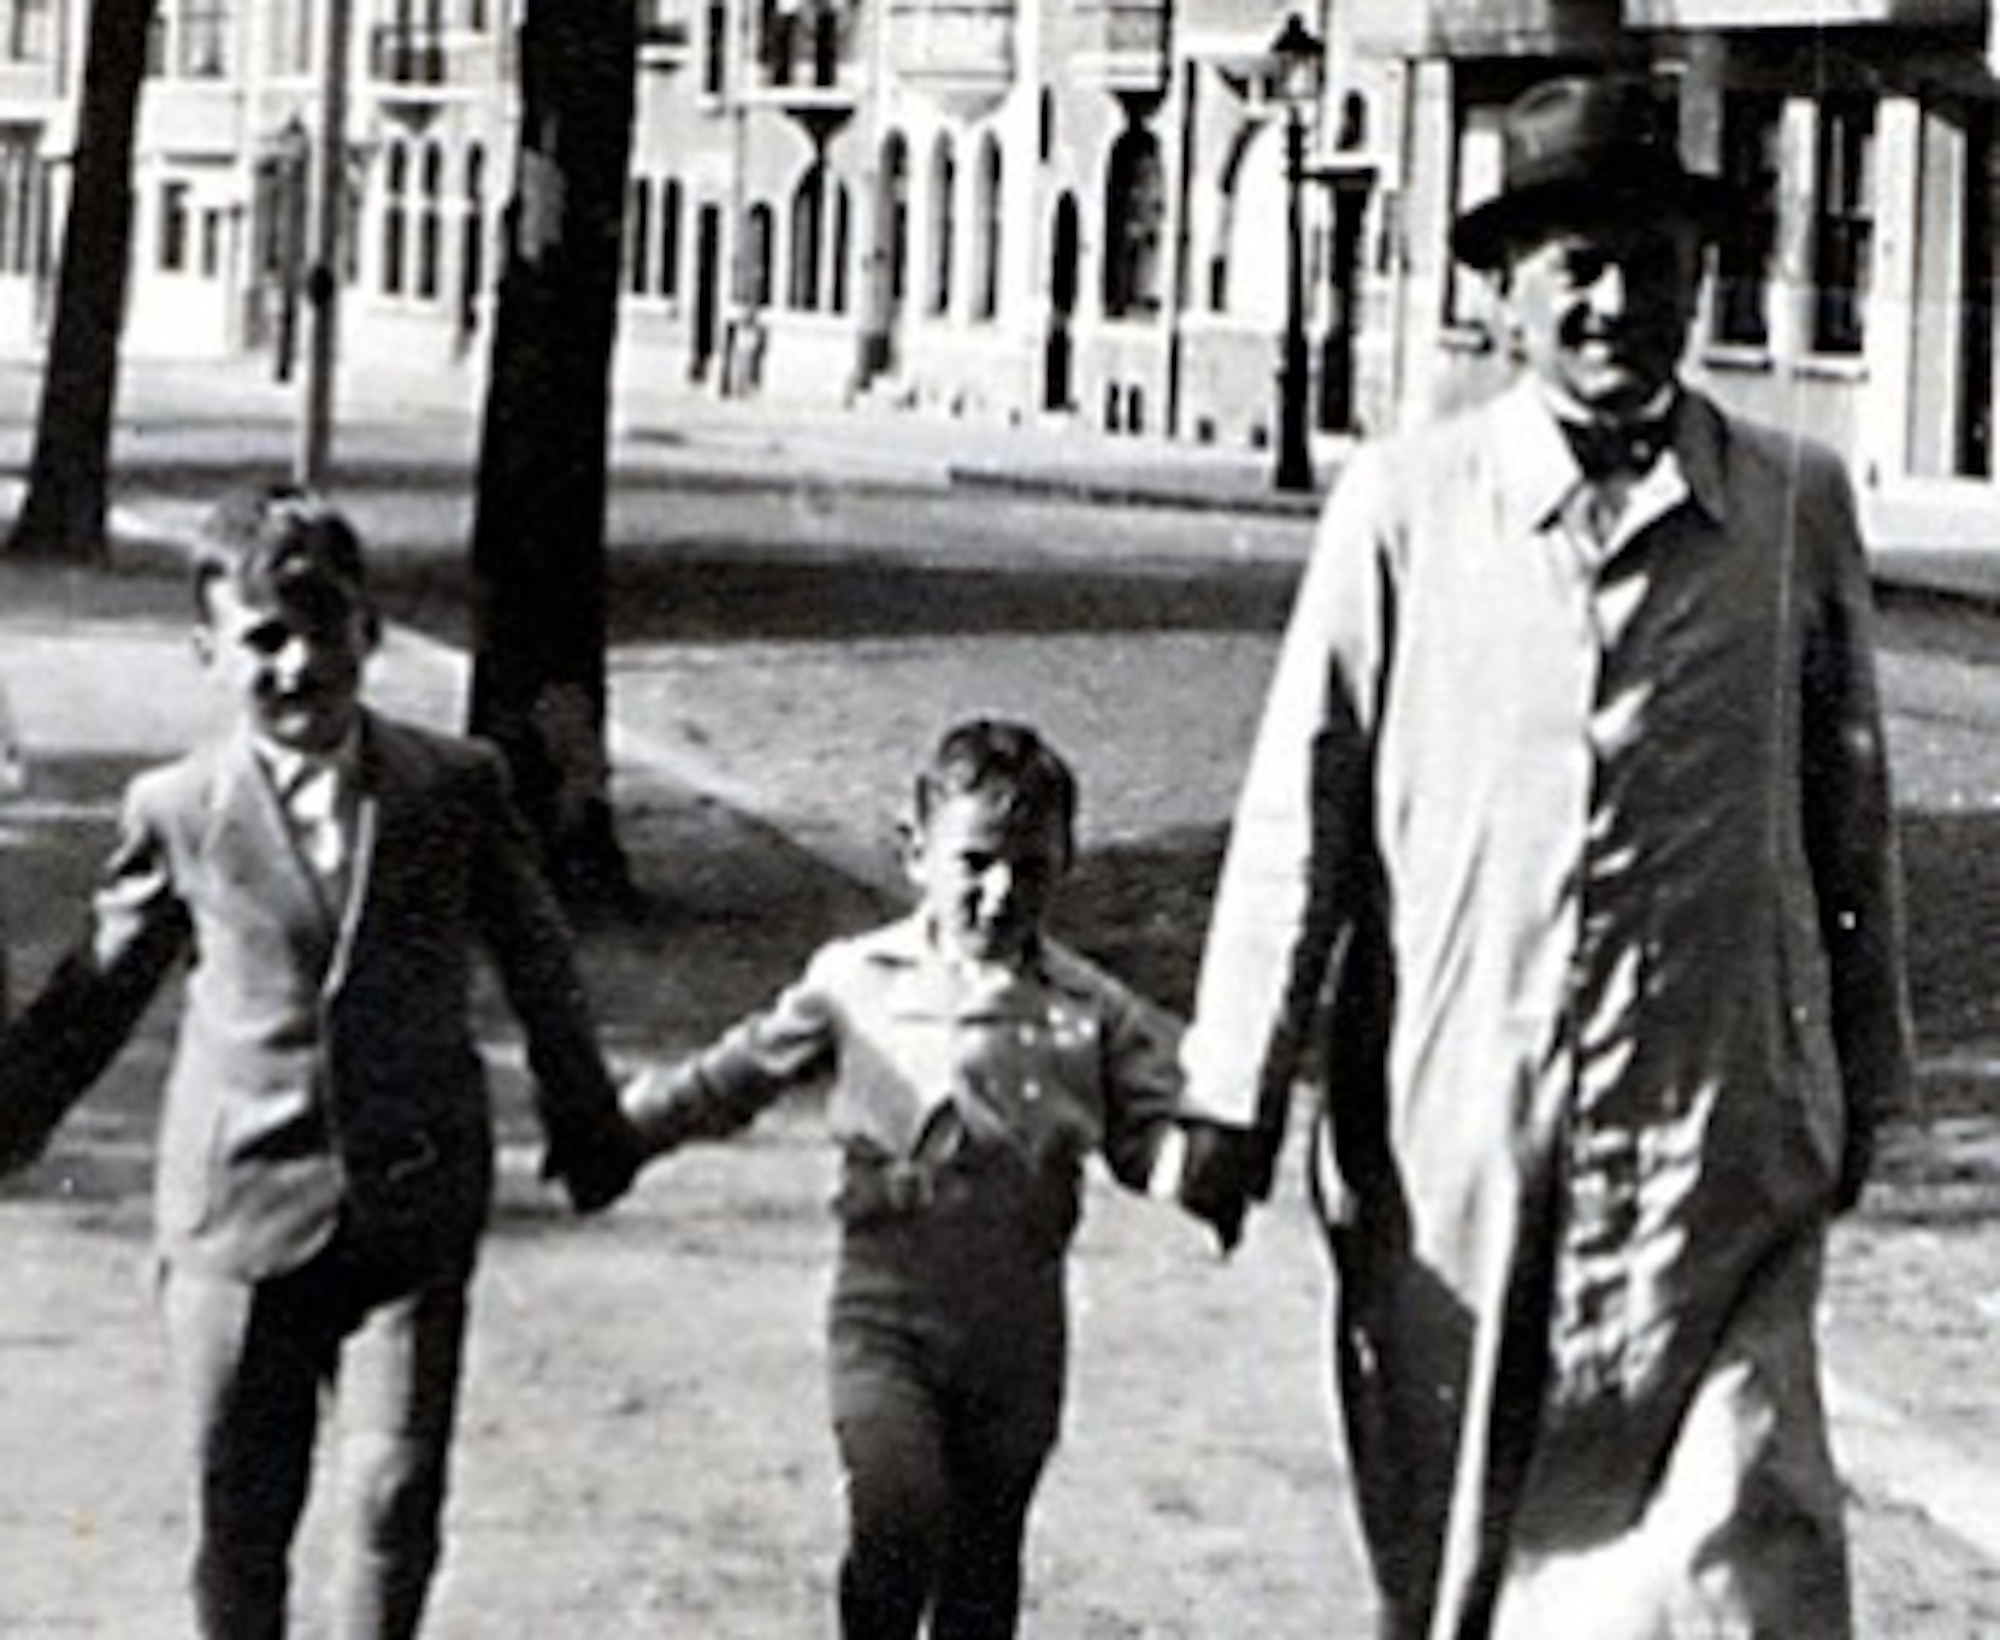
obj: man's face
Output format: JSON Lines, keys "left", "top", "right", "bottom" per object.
{"left": 195, "top": 572, "right": 375, "bottom": 754}
{"left": 1501, "top": 212, "right": 1706, "bottom": 420}
{"left": 906, "top": 790, "right": 1071, "bottom": 968}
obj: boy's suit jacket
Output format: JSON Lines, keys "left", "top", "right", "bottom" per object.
{"left": 0, "top": 710, "right": 633, "bottom": 1278}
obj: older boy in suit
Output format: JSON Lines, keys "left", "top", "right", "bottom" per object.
{"left": 0, "top": 487, "right": 642, "bottom": 1638}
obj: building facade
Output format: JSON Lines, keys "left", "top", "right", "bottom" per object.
{"left": 9, "top": 0, "right": 2000, "bottom": 489}
{"left": 2, "top": 0, "right": 1401, "bottom": 457}
{"left": 1358, "top": 0, "right": 2000, "bottom": 491}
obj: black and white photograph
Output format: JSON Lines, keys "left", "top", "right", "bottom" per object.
{"left": 7, "top": 1, "right": 2000, "bottom": 1634}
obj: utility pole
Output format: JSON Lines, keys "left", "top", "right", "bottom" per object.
{"left": 297, "top": 0, "right": 351, "bottom": 487}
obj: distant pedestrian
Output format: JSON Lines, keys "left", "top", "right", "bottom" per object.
{"left": 0, "top": 486, "right": 643, "bottom": 1638}
{"left": 623, "top": 717, "right": 1228, "bottom": 1639}
{"left": 1176, "top": 74, "right": 1913, "bottom": 1637}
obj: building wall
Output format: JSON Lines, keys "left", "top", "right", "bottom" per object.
{"left": 41, "top": 0, "right": 1997, "bottom": 489}
{"left": 1365, "top": 10, "right": 2000, "bottom": 488}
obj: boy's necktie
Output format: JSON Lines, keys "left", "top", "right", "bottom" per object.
{"left": 283, "top": 759, "right": 347, "bottom": 878}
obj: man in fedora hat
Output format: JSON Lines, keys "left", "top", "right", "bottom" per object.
{"left": 1176, "top": 71, "right": 1910, "bottom": 1636}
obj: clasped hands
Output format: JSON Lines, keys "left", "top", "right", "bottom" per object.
{"left": 1174, "top": 1118, "right": 1280, "bottom": 1254}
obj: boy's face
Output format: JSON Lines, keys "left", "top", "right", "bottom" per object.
{"left": 194, "top": 570, "right": 376, "bottom": 755}
{"left": 906, "top": 790, "right": 1071, "bottom": 968}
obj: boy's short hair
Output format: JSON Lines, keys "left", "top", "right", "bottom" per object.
{"left": 912, "top": 719, "right": 1078, "bottom": 852}
{"left": 190, "top": 485, "right": 370, "bottom": 622}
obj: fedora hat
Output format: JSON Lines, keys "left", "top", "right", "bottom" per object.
{"left": 1451, "top": 74, "right": 1738, "bottom": 270}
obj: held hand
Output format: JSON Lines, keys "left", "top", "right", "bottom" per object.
{"left": 1176, "top": 1120, "right": 1268, "bottom": 1256}
{"left": 544, "top": 1117, "right": 645, "bottom": 1216}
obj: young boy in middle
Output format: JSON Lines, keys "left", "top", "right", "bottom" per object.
{"left": 623, "top": 717, "right": 1228, "bottom": 1640}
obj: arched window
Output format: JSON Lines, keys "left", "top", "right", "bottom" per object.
{"left": 790, "top": 163, "right": 825, "bottom": 310}
{"left": 416, "top": 141, "right": 443, "bottom": 299}
{"left": 1103, "top": 126, "right": 1164, "bottom": 318}
{"left": 972, "top": 134, "right": 1001, "bottom": 322}
{"left": 928, "top": 134, "right": 954, "bottom": 317}
{"left": 381, "top": 141, "right": 408, "bottom": 295}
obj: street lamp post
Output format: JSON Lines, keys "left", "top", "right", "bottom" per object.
{"left": 1269, "top": 12, "right": 1321, "bottom": 494}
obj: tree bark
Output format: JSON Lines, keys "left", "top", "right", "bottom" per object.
{"left": 7, "top": 0, "right": 156, "bottom": 562}
{"left": 468, "top": 0, "right": 637, "bottom": 910}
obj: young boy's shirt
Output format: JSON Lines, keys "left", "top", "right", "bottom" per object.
{"left": 626, "top": 914, "right": 1183, "bottom": 1249}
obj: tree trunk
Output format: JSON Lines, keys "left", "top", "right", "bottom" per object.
{"left": 7, "top": 0, "right": 156, "bottom": 563}
{"left": 468, "top": 0, "right": 637, "bottom": 910}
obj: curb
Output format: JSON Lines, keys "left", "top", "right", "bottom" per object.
{"left": 945, "top": 462, "right": 1326, "bottom": 520}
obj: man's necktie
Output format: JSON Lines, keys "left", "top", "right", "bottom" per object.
{"left": 1562, "top": 411, "right": 1674, "bottom": 481}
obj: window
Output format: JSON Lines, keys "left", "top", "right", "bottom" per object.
{"left": 381, "top": 142, "right": 408, "bottom": 295}
{"left": 159, "top": 181, "right": 191, "bottom": 272}
{"left": 759, "top": 0, "right": 793, "bottom": 87}
{"left": 461, "top": 144, "right": 486, "bottom": 333}
{"left": 177, "top": 0, "right": 230, "bottom": 78}
{"left": 739, "top": 201, "right": 773, "bottom": 308}
{"left": 882, "top": 135, "right": 909, "bottom": 307}
{"left": 703, "top": 0, "right": 726, "bottom": 95}
{"left": 809, "top": 3, "right": 839, "bottom": 88}
{"left": 1714, "top": 93, "right": 1781, "bottom": 349}
{"left": 2, "top": 0, "right": 54, "bottom": 62}
{"left": 266, "top": 0, "right": 312, "bottom": 74}
{"left": 658, "top": 178, "right": 682, "bottom": 298}
{"left": 627, "top": 177, "right": 653, "bottom": 295}
{"left": 1813, "top": 95, "right": 1874, "bottom": 355}
{"left": 1103, "top": 127, "right": 1163, "bottom": 318}
{"left": 0, "top": 134, "right": 40, "bottom": 274}
{"left": 790, "top": 164, "right": 825, "bottom": 309}
{"left": 972, "top": 135, "right": 1001, "bottom": 321}
{"left": 830, "top": 181, "right": 849, "bottom": 314}
{"left": 200, "top": 207, "right": 224, "bottom": 277}
{"left": 416, "top": 142, "right": 443, "bottom": 299}
{"left": 928, "top": 136, "right": 954, "bottom": 317}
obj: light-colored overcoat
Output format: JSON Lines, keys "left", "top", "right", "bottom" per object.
{"left": 1182, "top": 381, "right": 1911, "bottom": 1638}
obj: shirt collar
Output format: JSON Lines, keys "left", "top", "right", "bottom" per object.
{"left": 868, "top": 913, "right": 1059, "bottom": 988}
{"left": 254, "top": 726, "right": 360, "bottom": 798}
{"left": 1495, "top": 377, "right": 1727, "bottom": 537}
